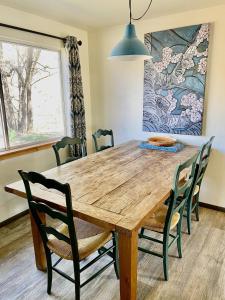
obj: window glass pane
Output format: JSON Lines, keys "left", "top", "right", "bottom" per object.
{"left": 0, "top": 41, "right": 64, "bottom": 148}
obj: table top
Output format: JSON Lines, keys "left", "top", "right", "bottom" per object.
{"left": 5, "top": 140, "right": 198, "bottom": 233}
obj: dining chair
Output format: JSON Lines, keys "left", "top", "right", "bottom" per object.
{"left": 18, "top": 170, "right": 119, "bottom": 299}
{"left": 92, "top": 129, "right": 114, "bottom": 152}
{"left": 139, "top": 153, "right": 198, "bottom": 281}
{"left": 185, "top": 136, "right": 215, "bottom": 234}
{"left": 52, "top": 136, "right": 86, "bottom": 166}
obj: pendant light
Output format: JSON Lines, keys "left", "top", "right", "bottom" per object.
{"left": 109, "top": 0, "right": 153, "bottom": 61}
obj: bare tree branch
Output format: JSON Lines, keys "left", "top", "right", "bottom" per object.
{"left": 31, "top": 73, "right": 54, "bottom": 86}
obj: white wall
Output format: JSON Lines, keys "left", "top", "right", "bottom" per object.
{"left": 89, "top": 5, "right": 225, "bottom": 208}
{"left": 0, "top": 5, "right": 92, "bottom": 222}
{"left": 0, "top": 150, "right": 56, "bottom": 222}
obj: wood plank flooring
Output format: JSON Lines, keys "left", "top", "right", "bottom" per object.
{"left": 0, "top": 207, "right": 225, "bottom": 300}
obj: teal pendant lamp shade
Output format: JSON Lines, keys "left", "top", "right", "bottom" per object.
{"left": 109, "top": 0, "right": 154, "bottom": 61}
{"left": 109, "top": 24, "right": 151, "bottom": 61}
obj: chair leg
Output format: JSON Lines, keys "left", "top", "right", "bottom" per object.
{"left": 163, "top": 235, "right": 169, "bottom": 281}
{"left": 140, "top": 228, "right": 145, "bottom": 237}
{"left": 176, "top": 222, "right": 182, "bottom": 258}
{"left": 186, "top": 204, "right": 192, "bottom": 235}
{"left": 75, "top": 285, "right": 80, "bottom": 300}
{"left": 46, "top": 248, "right": 52, "bottom": 295}
{"left": 73, "top": 262, "right": 80, "bottom": 300}
{"left": 194, "top": 194, "right": 200, "bottom": 221}
{"left": 98, "top": 248, "right": 103, "bottom": 255}
{"left": 195, "top": 203, "right": 200, "bottom": 221}
{"left": 113, "top": 232, "right": 120, "bottom": 279}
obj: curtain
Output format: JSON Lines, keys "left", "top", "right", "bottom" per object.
{"left": 65, "top": 36, "right": 86, "bottom": 157}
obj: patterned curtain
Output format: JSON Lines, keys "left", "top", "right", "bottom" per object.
{"left": 65, "top": 36, "right": 86, "bottom": 157}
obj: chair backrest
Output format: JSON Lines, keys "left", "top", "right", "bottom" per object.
{"left": 52, "top": 136, "right": 86, "bottom": 166}
{"left": 92, "top": 129, "right": 114, "bottom": 152}
{"left": 18, "top": 170, "right": 79, "bottom": 261}
{"left": 193, "top": 136, "right": 215, "bottom": 190}
{"left": 164, "top": 153, "right": 198, "bottom": 234}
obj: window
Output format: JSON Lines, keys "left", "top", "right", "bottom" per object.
{"left": 0, "top": 40, "right": 65, "bottom": 151}
{"left": 0, "top": 114, "right": 4, "bottom": 149}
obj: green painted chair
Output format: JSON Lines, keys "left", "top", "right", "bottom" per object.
{"left": 185, "top": 136, "right": 215, "bottom": 234}
{"left": 139, "top": 153, "right": 198, "bottom": 281}
{"left": 52, "top": 137, "right": 86, "bottom": 166}
{"left": 92, "top": 129, "right": 114, "bottom": 152}
{"left": 18, "top": 170, "right": 119, "bottom": 300}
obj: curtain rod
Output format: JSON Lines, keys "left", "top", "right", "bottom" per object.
{"left": 0, "top": 22, "right": 82, "bottom": 46}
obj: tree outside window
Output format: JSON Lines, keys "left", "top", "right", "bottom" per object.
{"left": 0, "top": 41, "right": 65, "bottom": 150}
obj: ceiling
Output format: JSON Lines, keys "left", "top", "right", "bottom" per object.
{"left": 0, "top": 0, "right": 225, "bottom": 29}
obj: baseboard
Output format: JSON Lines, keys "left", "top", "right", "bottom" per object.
{"left": 199, "top": 202, "right": 225, "bottom": 213}
{"left": 0, "top": 209, "right": 29, "bottom": 228}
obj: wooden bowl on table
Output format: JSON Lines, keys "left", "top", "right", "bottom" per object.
{"left": 148, "top": 136, "right": 176, "bottom": 147}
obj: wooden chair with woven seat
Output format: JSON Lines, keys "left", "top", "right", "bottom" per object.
{"left": 92, "top": 129, "right": 114, "bottom": 152}
{"left": 18, "top": 170, "right": 119, "bottom": 300}
{"left": 139, "top": 153, "right": 198, "bottom": 281}
{"left": 185, "top": 136, "right": 215, "bottom": 234}
{"left": 52, "top": 136, "right": 86, "bottom": 166}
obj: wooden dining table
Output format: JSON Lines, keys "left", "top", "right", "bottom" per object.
{"left": 5, "top": 140, "right": 197, "bottom": 300}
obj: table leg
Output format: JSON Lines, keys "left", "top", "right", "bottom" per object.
{"left": 29, "top": 210, "right": 47, "bottom": 271}
{"left": 118, "top": 229, "right": 138, "bottom": 300}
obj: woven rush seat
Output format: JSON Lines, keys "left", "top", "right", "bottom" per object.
{"left": 142, "top": 204, "right": 180, "bottom": 233}
{"left": 180, "top": 177, "right": 199, "bottom": 197}
{"left": 63, "top": 156, "right": 77, "bottom": 164}
{"left": 193, "top": 185, "right": 199, "bottom": 196}
{"left": 47, "top": 218, "right": 112, "bottom": 260}
{"left": 99, "top": 145, "right": 111, "bottom": 151}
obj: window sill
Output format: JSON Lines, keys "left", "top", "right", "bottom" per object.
{"left": 0, "top": 140, "right": 58, "bottom": 161}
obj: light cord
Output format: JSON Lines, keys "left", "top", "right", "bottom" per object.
{"left": 129, "top": 0, "right": 153, "bottom": 23}
{"left": 129, "top": 0, "right": 132, "bottom": 24}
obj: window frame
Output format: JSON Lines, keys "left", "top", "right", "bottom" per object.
{"left": 0, "top": 38, "right": 67, "bottom": 154}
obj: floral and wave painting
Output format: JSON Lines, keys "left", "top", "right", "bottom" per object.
{"left": 143, "top": 24, "right": 210, "bottom": 135}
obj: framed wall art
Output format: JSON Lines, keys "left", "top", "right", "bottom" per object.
{"left": 143, "top": 23, "right": 210, "bottom": 135}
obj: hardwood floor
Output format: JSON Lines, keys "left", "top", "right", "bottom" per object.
{"left": 0, "top": 207, "right": 225, "bottom": 300}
